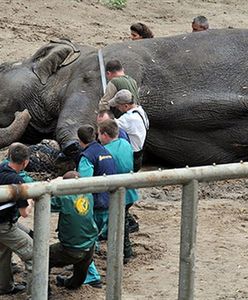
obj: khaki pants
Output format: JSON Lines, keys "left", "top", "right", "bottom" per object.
{"left": 0, "top": 222, "right": 33, "bottom": 295}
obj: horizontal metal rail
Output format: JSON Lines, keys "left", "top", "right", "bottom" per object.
{"left": 1, "top": 162, "right": 248, "bottom": 300}
{"left": 0, "top": 162, "right": 247, "bottom": 202}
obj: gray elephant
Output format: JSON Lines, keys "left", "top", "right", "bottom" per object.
{"left": 1, "top": 29, "right": 248, "bottom": 167}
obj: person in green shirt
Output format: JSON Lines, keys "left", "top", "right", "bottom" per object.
{"left": 98, "top": 59, "right": 139, "bottom": 113}
{"left": 49, "top": 171, "right": 98, "bottom": 290}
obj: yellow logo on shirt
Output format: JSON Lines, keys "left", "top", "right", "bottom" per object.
{"left": 74, "top": 196, "right": 89, "bottom": 215}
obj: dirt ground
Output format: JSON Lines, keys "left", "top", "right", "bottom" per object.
{"left": 1, "top": 0, "right": 248, "bottom": 299}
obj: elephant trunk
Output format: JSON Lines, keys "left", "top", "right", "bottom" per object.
{"left": 0, "top": 109, "right": 31, "bottom": 149}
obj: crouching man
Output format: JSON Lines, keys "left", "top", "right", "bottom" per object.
{"left": 49, "top": 171, "right": 98, "bottom": 290}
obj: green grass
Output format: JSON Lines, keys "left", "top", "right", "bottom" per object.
{"left": 100, "top": 0, "right": 127, "bottom": 9}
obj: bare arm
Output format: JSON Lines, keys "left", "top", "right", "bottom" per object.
{"left": 19, "top": 199, "right": 34, "bottom": 218}
{"left": 98, "top": 81, "right": 117, "bottom": 111}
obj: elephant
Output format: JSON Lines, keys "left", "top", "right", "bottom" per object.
{"left": 0, "top": 109, "right": 31, "bottom": 148}
{"left": 1, "top": 29, "right": 248, "bottom": 168}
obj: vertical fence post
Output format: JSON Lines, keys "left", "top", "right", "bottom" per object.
{"left": 178, "top": 180, "right": 199, "bottom": 300}
{"left": 32, "top": 194, "right": 51, "bottom": 300}
{"left": 106, "top": 188, "right": 125, "bottom": 300}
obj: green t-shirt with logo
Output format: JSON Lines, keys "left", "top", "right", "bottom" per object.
{"left": 51, "top": 193, "right": 98, "bottom": 249}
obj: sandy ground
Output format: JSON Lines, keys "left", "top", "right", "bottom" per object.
{"left": 1, "top": 0, "right": 248, "bottom": 299}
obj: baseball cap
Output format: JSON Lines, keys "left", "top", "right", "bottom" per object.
{"left": 109, "top": 89, "right": 133, "bottom": 107}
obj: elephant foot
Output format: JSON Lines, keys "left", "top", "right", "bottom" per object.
{"left": 61, "top": 140, "right": 82, "bottom": 163}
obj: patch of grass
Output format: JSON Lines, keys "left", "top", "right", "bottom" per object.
{"left": 100, "top": 0, "right": 127, "bottom": 9}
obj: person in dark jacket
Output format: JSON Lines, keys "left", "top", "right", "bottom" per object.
{"left": 77, "top": 124, "right": 116, "bottom": 236}
{"left": 0, "top": 143, "right": 33, "bottom": 296}
{"left": 77, "top": 124, "right": 117, "bottom": 287}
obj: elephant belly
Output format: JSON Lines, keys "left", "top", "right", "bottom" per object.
{"left": 146, "top": 124, "right": 248, "bottom": 168}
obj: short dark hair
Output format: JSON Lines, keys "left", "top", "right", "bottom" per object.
{"left": 105, "top": 60, "right": 123, "bottom": 73}
{"left": 77, "top": 125, "right": 96, "bottom": 144}
{"left": 98, "top": 119, "right": 119, "bottom": 139}
{"left": 192, "top": 16, "right": 209, "bottom": 29}
{"left": 130, "top": 23, "right": 154, "bottom": 38}
{"left": 9, "top": 143, "right": 30, "bottom": 164}
{"left": 63, "top": 170, "right": 80, "bottom": 179}
{"left": 97, "top": 110, "right": 115, "bottom": 120}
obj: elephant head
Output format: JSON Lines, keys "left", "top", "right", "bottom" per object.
{"left": 0, "top": 38, "right": 100, "bottom": 153}
{"left": 0, "top": 59, "right": 44, "bottom": 147}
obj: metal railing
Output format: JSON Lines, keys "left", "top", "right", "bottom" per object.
{"left": 0, "top": 162, "right": 248, "bottom": 300}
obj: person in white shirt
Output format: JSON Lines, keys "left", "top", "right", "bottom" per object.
{"left": 109, "top": 89, "right": 149, "bottom": 172}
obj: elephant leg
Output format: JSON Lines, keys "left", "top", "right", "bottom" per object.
{"left": 0, "top": 110, "right": 31, "bottom": 149}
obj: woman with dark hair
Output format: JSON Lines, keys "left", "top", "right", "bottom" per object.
{"left": 130, "top": 22, "right": 154, "bottom": 40}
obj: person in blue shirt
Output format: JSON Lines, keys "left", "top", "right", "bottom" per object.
{"left": 97, "top": 110, "right": 139, "bottom": 233}
{"left": 98, "top": 119, "right": 139, "bottom": 263}
{"left": 77, "top": 125, "right": 117, "bottom": 286}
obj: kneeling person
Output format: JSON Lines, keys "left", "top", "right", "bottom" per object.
{"left": 49, "top": 171, "right": 98, "bottom": 290}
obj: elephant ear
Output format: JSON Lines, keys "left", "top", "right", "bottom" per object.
{"left": 31, "top": 38, "right": 80, "bottom": 85}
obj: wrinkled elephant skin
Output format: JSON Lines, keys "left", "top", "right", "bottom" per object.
{"left": 0, "top": 110, "right": 31, "bottom": 148}
{"left": 0, "top": 29, "right": 248, "bottom": 167}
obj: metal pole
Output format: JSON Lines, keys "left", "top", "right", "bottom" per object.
{"left": 32, "top": 194, "right": 51, "bottom": 300}
{"left": 106, "top": 188, "right": 125, "bottom": 300}
{"left": 98, "top": 48, "right": 107, "bottom": 93}
{"left": 178, "top": 180, "right": 199, "bottom": 300}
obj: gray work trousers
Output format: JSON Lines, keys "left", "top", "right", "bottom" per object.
{"left": 0, "top": 222, "right": 33, "bottom": 295}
